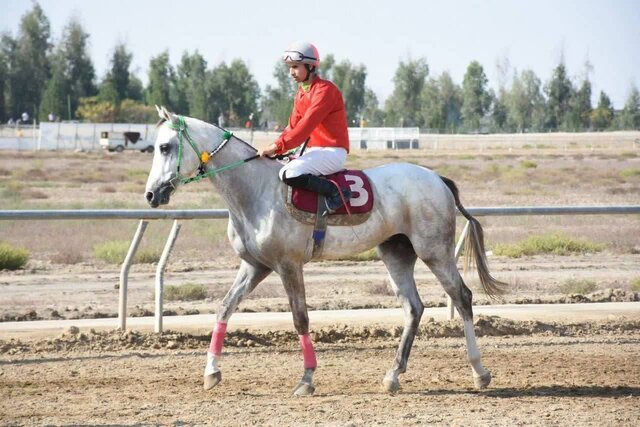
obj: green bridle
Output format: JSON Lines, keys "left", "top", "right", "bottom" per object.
{"left": 167, "top": 115, "right": 259, "bottom": 186}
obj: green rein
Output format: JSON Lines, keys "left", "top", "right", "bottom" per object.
{"left": 168, "top": 115, "right": 259, "bottom": 185}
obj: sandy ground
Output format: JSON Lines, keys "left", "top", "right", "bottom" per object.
{"left": 1, "top": 328, "right": 639, "bottom": 426}
{"left": 1, "top": 253, "right": 639, "bottom": 322}
{"left": 2, "top": 257, "right": 639, "bottom": 425}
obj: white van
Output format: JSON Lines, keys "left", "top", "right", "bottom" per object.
{"left": 99, "top": 131, "right": 154, "bottom": 153}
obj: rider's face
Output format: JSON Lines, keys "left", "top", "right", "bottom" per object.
{"left": 288, "top": 63, "right": 308, "bottom": 83}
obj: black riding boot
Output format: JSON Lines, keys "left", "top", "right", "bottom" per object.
{"left": 283, "top": 173, "right": 351, "bottom": 214}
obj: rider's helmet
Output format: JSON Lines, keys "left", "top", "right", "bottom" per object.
{"left": 282, "top": 41, "right": 320, "bottom": 69}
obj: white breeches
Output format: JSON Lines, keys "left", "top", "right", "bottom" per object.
{"left": 279, "top": 147, "right": 348, "bottom": 180}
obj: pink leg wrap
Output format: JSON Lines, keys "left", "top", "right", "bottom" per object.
{"left": 299, "top": 334, "right": 317, "bottom": 369}
{"left": 209, "top": 322, "right": 227, "bottom": 356}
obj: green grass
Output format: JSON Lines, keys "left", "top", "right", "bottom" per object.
{"left": 630, "top": 278, "right": 640, "bottom": 292}
{"left": 520, "top": 160, "right": 538, "bottom": 169}
{"left": 127, "top": 169, "right": 150, "bottom": 179}
{"left": 0, "top": 180, "right": 24, "bottom": 199}
{"left": 559, "top": 278, "right": 597, "bottom": 295}
{"left": 493, "top": 233, "right": 605, "bottom": 258}
{"left": 165, "top": 283, "right": 208, "bottom": 301}
{"left": 338, "top": 248, "right": 379, "bottom": 261}
{"left": 620, "top": 168, "right": 640, "bottom": 178}
{"left": 135, "top": 249, "right": 162, "bottom": 264}
{"left": 0, "top": 242, "right": 30, "bottom": 270}
{"left": 94, "top": 240, "right": 161, "bottom": 264}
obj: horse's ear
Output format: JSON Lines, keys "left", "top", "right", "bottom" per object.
{"left": 155, "top": 105, "right": 164, "bottom": 119}
{"left": 159, "top": 106, "right": 179, "bottom": 126}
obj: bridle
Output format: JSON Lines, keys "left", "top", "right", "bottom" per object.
{"left": 167, "top": 115, "right": 259, "bottom": 186}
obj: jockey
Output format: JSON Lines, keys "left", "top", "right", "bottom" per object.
{"left": 257, "top": 41, "right": 351, "bottom": 214}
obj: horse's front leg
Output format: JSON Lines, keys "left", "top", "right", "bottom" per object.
{"left": 279, "top": 263, "right": 317, "bottom": 396}
{"left": 204, "top": 259, "right": 271, "bottom": 390}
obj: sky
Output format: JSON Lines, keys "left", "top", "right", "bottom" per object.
{"left": 2, "top": 0, "right": 639, "bottom": 108}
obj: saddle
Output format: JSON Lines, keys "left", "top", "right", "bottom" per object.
{"left": 284, "top": 170, "right": 374, "bottom": 260}
{"left": 283, "top": 170, "right": 374, "bottom": 227}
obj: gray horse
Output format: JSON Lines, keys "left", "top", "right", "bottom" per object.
{"left": 145, "top": 107, "right": 505, "bottom": 395}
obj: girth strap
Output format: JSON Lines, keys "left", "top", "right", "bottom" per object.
{"left": 311, "top": 195, "right": 329, "bottom": 259}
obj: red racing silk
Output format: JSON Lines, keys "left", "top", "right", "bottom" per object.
{"left": 275, "top": 76, "right": 350, "bottom": 154}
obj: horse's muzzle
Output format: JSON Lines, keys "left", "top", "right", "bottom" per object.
{"left": 145, "top": 184, "right": 173, "bottom": 208}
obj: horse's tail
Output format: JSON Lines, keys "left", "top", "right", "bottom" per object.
{"left": 439, "top": 175, "right": 507, "bottom": 299}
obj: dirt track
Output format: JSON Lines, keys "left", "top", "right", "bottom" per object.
{"left": 2, "top": 256, "right": 639, "bottom": 425}
{"left": 1, "top": 327, "right": 639, "bottom": 426}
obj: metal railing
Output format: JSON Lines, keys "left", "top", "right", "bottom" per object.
{"left": 2, "top": 205, "right": 639, "bottom": 330}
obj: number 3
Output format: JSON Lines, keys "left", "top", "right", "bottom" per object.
{"left": 344, "top": 174, "right": 369, "bottom": 207}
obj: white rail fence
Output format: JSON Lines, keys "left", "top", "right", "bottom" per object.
{"left": 2, "top": 122, "right": 637, "bottom": 152}
{"left": 2, "top": 205, "right": 639, "bottom": 331}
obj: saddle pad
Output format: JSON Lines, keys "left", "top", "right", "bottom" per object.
{"left": 291, "top": 170, "right": 374, "bottom": 215}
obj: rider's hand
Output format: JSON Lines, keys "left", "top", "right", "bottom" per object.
{"left": 257, "top": 142, "right": 279, "bottom": 157}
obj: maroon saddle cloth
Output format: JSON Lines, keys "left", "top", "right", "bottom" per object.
{"left": 290, "top": 170, "right": 374, "bottom": 215}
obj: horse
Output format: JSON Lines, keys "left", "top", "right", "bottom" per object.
{"left": 145, "top": 106, "right": 506, "bottom": 396}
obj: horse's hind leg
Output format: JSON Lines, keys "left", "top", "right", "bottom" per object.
{"left": 377, "top": 235, "right": 423, "bottom": 393}
{"left": 204, "top": 259, "right": 272, "bottom": 390}
{"left": 424, "top": 255, "right": 491, "bottom": 389}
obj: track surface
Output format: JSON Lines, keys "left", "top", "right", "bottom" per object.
{"left": 1, "top": 303, "right": 639, "bottom": 426}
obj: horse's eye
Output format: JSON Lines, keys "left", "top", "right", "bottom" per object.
{"left": 159, "top": 144, "right": 170, "bottom": 154}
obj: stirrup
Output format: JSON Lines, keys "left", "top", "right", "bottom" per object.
{"left": 322, "top": 189, "right": 351, "bottom": 216}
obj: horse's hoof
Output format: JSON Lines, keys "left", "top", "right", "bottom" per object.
{"left": 474, "top": 371, "right": 491, "bottom": 389}
{"left": 382, "top": 377, "right": 400, "bottom": 394}
{"left": 203, "top": 371, "right": 222, "bottom": 390}
{"left": 293, "top": 382, "right": 315, "bottom": 396}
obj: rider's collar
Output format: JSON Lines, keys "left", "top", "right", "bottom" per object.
{"left": 300, "top": 74, "right": 317, "bottom": 92}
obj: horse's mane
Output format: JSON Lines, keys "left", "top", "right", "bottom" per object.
{"left": 156, "top": 115, "right": 257, "bottom": 153}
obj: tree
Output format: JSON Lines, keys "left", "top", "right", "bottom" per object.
{"left": 118, "top": 99, "right": 156, "bottom": 123}
{"left": 618, "top": 85, "right": 640, "bottom": 129}
{"left": 507, "top": 69, "right": 545, "bottom": 132}
{"left": 421, "top": 77, "right": 443, "bottom": 130}
{"left": 261, "top": 61, "right": 296, "bottom": 127}
{"left": 362, "top": 88, "right": 385, "bottom": 126}
{"left": 207, "top": 59, "right": 260, "bottom": 126}
{"left": 98, "top": 42, "right": 133, "bottom": 104}
{"left": 421, "top": 71, "right": 462, "bottom": 133}
{"left": 126, "top": 74, "right": 144, "bottom": 101}
{"left": 97, "top": 78, "right": 119, "bottom": 105}
{"left": 75, "top": 96, "right": 115, "bottom": 122}
{"left": 590, "top": 91, "right": 614, "bottom": 130}
{"left": 0, "top": 43, "right": 8, "bottom": 122}
{"left": 1, "top": 34, "right": 19, "bottom": 121}
{"left": 461, "top": 61, "right": 491, "bottom": 131}
{"left": 145, "top": 51, "right": 177, "bottom": 109}
{"left": 175, "top": 51, "right": 208, "bottom": 119}
{"left": 98, "top": 41, "right": 144, "bottom": 105}
{"left": 318, "top": 53, "right": 336, "bottom": 80}
{"left": 491, "top": 89, "right": 509, "bottom": 132}
{"left": 544, "top": 62, "right": 573, "bottom": 130}
{"left": 385, "top": 58, "right": 429, "bottom": 127}
{"left": 39, "top": 52, "right": 68, "bottom": 120}
{"left": 59, "top": 16, "right": 96, "bottom": 118}
{"left": 565, "top": 79, "right": 592, "bottom": 131}
{"left": 6, "top": 3, "right": 52, "bottom": 121}
{"left": 330, "top": 60, "right": 367, "bottom": 125}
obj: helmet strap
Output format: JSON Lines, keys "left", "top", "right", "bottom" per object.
{"left": 303, "top": 64, "right": 316, "bottom": 82}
